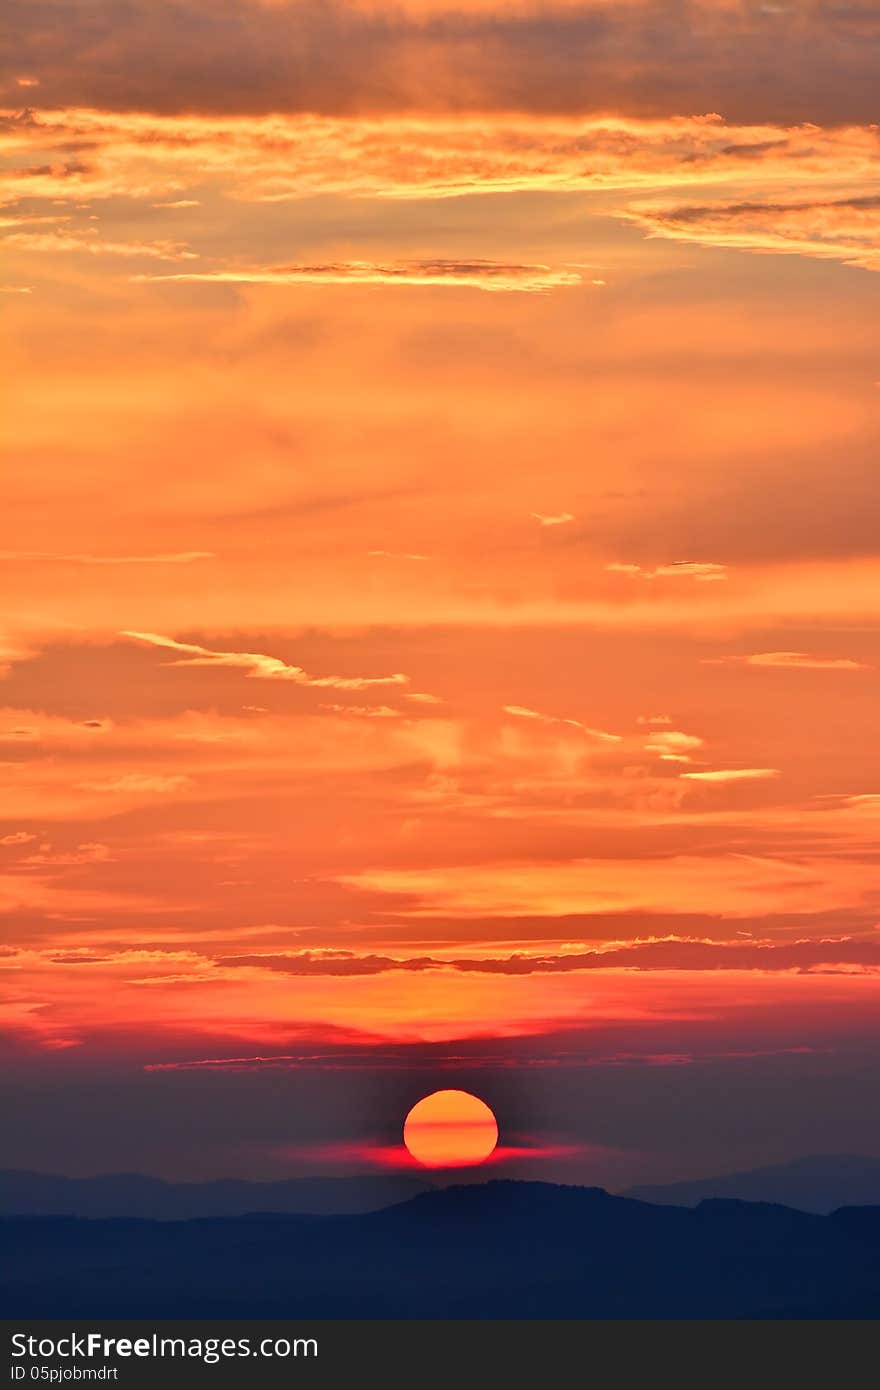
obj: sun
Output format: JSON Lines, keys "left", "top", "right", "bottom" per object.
{"left": 403, "top": 1089, "right": 499, "bottom": 1168}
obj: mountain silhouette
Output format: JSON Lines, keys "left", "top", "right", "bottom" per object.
{"left": 623, "top": 1154, "right": 880, "bottom": 1214}
{"left": 4, "top": 1180, "right": 880, "bottom": 1318}
{"left": 0, "top": 1168, "right": 430, "bottom": 1219}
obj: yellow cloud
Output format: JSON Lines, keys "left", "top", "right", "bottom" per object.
{"left": 707, "top": 651, "right": 871, "bottom": 670}
{"left": 135, "top": 260, "right": 581, "bottom": 293}
{"left": 608, "top": 561, "right": 727, "bottom": 581}
{"left": 681, "top": 768, "right": 779, "bottom": 783}
{"left": 123, "top": 631, "right": 410, "bottom": 690}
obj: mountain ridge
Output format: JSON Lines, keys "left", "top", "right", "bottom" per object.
{"left": 4, "top": 1178, "right": 880, "bottom": 1318}
{"left": 623, "top": 1153, "right": 880, "bottom": 1214}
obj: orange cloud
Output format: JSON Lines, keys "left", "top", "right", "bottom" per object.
{"left": 212, "top": 936, "right": 880, "bottom": 978}
{"left": 339, "top": 851, "right": 869, "bottom": 921}
{"left": 626, "top": 193, "right": 880, "bottom": 272}
{"left": 3, "top": 109, "right": 878, "bottom": 209}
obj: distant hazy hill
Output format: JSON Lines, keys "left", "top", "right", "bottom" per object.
{"left": 623, "top": 1155, "right": 880, "bottom": 1214}
{"left": 0, "top": 1169, "right": 430, "bottom": 1219}
{"left": 4, "top": 1180, "right": 880, "bottom": 1318}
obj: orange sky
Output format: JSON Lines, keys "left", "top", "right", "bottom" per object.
{"left": 1, "top": 0, "right": 880, "bottom": 1180}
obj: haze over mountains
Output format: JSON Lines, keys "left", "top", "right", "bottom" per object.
{"left": 4, "top": 1155, "right": 879, "bottom": 1219}
{"left": 4, "top": 1181, "right": 880, "bottom": 1319}
{"left": 0, "top": 1168, "right": 430, "bottom": 1219}
{"left": 624, "top": 1155, "right": 880, "bottom": 1216}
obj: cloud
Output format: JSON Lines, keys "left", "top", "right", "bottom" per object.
{"left": 218, "top": 949, "right": 436, "bottom": 977}
{"left": 681, "top": 768, "right": 779, "bottom": 783}
{"left": 626, "top": 193, "right": 880, "bottom": 272}
{"left": 213, "top": 935, "right": 880, "bottom": 978}
{"left": 1, "top": 227, "right": 197, "bottom": 261}
{"left": 342, "top": 850, "right": 855, "bottom": 921}
{"left": 4, "top": 0, "right": 880, "bottom": 123}
{"left": 3, "top": 108, "right": 878, "bottom": 211}
{"left": 705, "top": 651, "right": 872, "bottom": 671}
{"left": 320, "top": 703, "right": 402, "bottom": 718}
{"left": 607, "top": 561, "right": 727, "bottom": 581}
{"left": 502, "top": 705, "right": 621, "bottom": 741}
{"left": 22, "top": 841, "right": 112, "bottom": 866}
{"left": 532, "top": 513, "right": 575, "bottom": 526}
{"left": 0, "top": 831, "right": 37, "bottom": 847}
{"left": 368, "top": 550, "right": 430, "bottom": 561}
{"left": 123, "top": 630, "right": 410, "bottom": 690}
{"left": 643, "top": 730, "right": 704, "bottom": 754}
{"left": 135, "top": 260, "right": 582, "bottom": 292}
{"left": 78, "top": 773, "right": 191, "bottom": 793}
{"left": 0, "top": 550, "right": 213, "bottom": 565}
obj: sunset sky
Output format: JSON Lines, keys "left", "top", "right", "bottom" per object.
{"left": 2, "top": 0, "right": 880, "bottom": 1188}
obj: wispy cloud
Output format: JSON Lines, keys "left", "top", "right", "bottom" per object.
{"left": 22, "top": 841, "right": 112, "bottom": 866}
{"left": 368, "top": 550, "right": 430, "bottom": 561}
{"left": 134, "top": 259, "right": 582, "bottom": 293}
{"left": 123, "top": 631, "right": 410, "bottom": 690}
{"left": 681, "top": 768, "right": 779, "bottom": 783}
{"left": 626, "top": 193, "right": 880, "bottom": 272}
{"left": 79, "top": 773, "right": 191, "bottom": 793}
{"left": 320, "top": 704, "right": 402, "bottom": 719}
{"left": 706, "top": 651, "right": 871, "bottom": 671}
{"left": 607, "top": 561, "right": 727, "bottom": 581}
{"left": 502, "top": 705, "right": 621, "bottom": 742}
{"left": 644, "top": 730, "right": 704, "bottom": 756}
{"left": 1, "top": 550, "right": 213, "bottom": 565}
{"left": 532, "top": 512, "right": 575, "bottom": 526}
{"left": 2, "top": 227, "right": 197, "bottom": 261}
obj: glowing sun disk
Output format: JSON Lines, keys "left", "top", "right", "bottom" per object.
{"left": 403, "top": 1089, "right": 499, "bottom": 1168}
